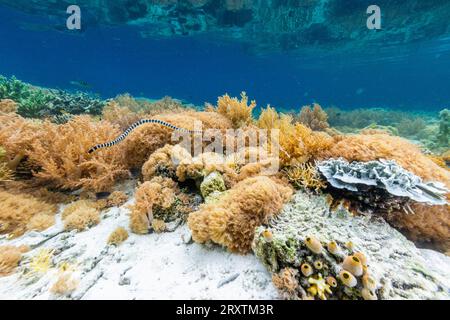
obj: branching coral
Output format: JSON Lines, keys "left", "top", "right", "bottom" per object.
{"left": 257, "top": 106, "right": 333, "bottom": 166}
{"left": 107, "top": 227, "right": 129, "bottom": 246}
{"left": 129, "top": 177, "right": 193, "bottom": 234}
{"left": 29, "top": 116, "right": 129, "bottom": 191}
{"left": 62, "top": 200, "right": 100, "bottom": 232}
{"left": 0, "top": 245, "right": 29, "bottom": 276}
{"left": 297, "top": 103, "right": 330, "bottom": 131}
{"left": 0, "top": 191, "right": 57, "bottom": 237}
{"left": 187, "top": 176, "right": 292, "bottom": 254}
{"left": 283, "top": 162, "right": 326, "bottom": 192}
{"left": 216, "top": 92, "right": 256, "bottom": 128}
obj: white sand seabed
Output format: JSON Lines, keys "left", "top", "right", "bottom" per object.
{"left": 0, "top": 198, "right": 278, "bottom": 300}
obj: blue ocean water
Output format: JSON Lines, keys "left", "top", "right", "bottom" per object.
{"left": 0, "top": 3, "right": 450, "bottom": 112}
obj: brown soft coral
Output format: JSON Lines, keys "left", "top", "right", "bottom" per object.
{"left": 62, "top": 200, "right": 100, "bottom": 232}
{"left": 216, "top": 92, "right": 256, "bottom": 128}
{"left": 0, "top": 245, "right": 29, "bottom": 276}
{"left": 187, "top": 176, "right": 293, "bottom": 254}
{"left": 129, "top": 177, "right": 192, "bottom": 234}
{"left": 0, "top": 191, "right": 57, "bottom": 237}
{"left": 107, "top": 227, "right": 129, "bottom": 246}
{"left": 0, "top": 114, "right": 42, "bottom": 171}
{"left": 384, "top": 202, "right": 450, "bottom": 252}
{"left": 297, "top": 103, "right": 330, "bottom": 131}
{"left": 29, "top": 116, "right": 129, "bottom": 192}
{"left": 0, "top": 99, "right": 18, "bottom": 114}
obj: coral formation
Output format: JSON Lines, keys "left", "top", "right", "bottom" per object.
{"left": 129, "top": 177, "right": 193, "bottom": 234}
{"left": 188, "top": 176, "right": 292, "bottom": 253}
{"left": 0, "top": 99, "right": 17, "bottom": 114}
{"left": 200, "top": 171, "right": 226, "bottom": 199}
{"left": 0, "top": 191, "right": 57, "bottom": 237}
{"left": 283, "top": 162, "right": 326, "bottom": 191}
{"left": 321, "top": 134, "right": 450, "bottom": 186}
{"left": 50, "top": 272, "right": 79, "bottom": 296}
{"left": 29, "top": 116, "right": 129, "bottom": 191}
{"left": 216, "top": 92, "right": 256, "bottom": 128}
{"left": 62, "top": 200, "right": 100, "bottom": 232}
{"left": 0, "top": 245, "right": 29, "bottom": 276}
{"left": 102, "top": 95, "right": 191, "bottom": 130}
{"left": 108, "top": 227, "right": 129, "bottom": 246}
{"left": 257, "top": 106, "right": 333, "bottom": 166}
{"left": 0, "top": 76, "right": 105, "bottom": 120}
{"left": 317, "top": 158, "right": 448, "bottom": 205}
{"left": 297, "top": 103, "right": 330, "bottom": 131}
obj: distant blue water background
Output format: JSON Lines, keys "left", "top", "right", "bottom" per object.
{"left": 1, "top": 5, "right": 450, "bottom": 113}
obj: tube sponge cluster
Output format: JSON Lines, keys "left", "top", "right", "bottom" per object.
{"left": 188, "top": 176, "right": 293, "bottom": 254}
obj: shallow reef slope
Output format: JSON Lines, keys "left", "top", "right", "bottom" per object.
{"left": 254, "top": 191, "right": 450, "bottom": 300}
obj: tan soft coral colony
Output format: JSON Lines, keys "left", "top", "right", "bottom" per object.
{"left": 188, "top": 176, "right": 292, "bottom": 254}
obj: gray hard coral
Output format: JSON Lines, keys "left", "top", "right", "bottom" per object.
{"left": 253, "top": 191, "right": 450, "bottom": 300}
{"left": 317, "top": 158, "right": 448, "bottom": 206}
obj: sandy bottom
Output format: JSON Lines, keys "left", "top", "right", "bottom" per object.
{"left": 0, "top": 198, "right": 278, "bottom": 300}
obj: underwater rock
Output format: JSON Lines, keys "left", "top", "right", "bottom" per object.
{"left": 253, "top": 191, "right": 450, "bottom": 300}
{"left": 317, "top": 158, "right": 448, "bottom": 205}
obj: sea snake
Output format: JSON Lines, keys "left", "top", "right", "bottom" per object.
{"left": 88, "top": 119, "right": 202, "bottom": 153}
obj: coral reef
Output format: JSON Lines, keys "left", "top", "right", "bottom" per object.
{"left": 317, "top": 158, "right": 448, "bottom": 205}
{"left": 188, "top": 176, "right": 292, "bottom": 254}
{"left": 129, "top": 177, "right": 193, "bottom": 234}
{"left": 297, "top": 103, "right": 330, "bottom": 131}
{"left": 0, "top": 76, "right": 105, "bottom": 120}
{"left": 215, "top": 92, "right": 256, "bottom": 128}
{"left": 0, "top": 191, "right": 57, "bottom": 237}
{"left": 253, "top": 191, "right": 450, "bottom": 299}
{"left": 107, "top": 227, "right": 129, "bottom": 246}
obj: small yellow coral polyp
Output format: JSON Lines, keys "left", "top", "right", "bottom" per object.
{"left": 307, "top": 274, "right": 332, "bottom": 300}
{"left": 28, "top": 249, "right": 53, "bottom": 275}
